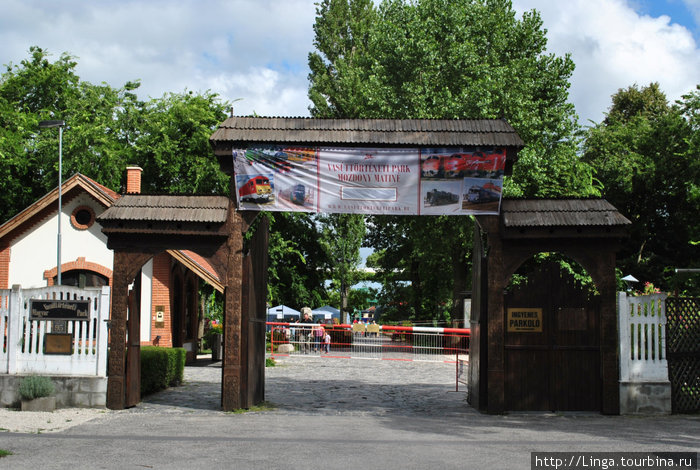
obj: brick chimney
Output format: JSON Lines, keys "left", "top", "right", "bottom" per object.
{"left": 126, "top": 166, "right": 143, "bottom": 194}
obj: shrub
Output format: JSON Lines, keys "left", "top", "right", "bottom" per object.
{"left": 141, "top": 346, "right": 186, "bottom": 395}
{"left": 18, "top": 375, "right": 55, "bottom": 400}
{"left": 265, "top": 357, "right": 276, "bottom": 367}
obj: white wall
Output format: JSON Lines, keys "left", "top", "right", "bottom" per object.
{"left": 140, "top": 259, "right": 153, "bottom": 342}
{"left": 9, "top": 195, "right": 113, "bottom": 288}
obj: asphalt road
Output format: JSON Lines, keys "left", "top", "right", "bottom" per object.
{"left": 0, "top": 357, "right": 697, "bottom": 469}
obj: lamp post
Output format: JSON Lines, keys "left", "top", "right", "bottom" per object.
{"left": 38, "top": 120, "right": 65, "bottom": 286}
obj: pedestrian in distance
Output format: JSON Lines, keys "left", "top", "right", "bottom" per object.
{"left": 313, "top": 321, "right": 324, "bottom": 352}
{"left": 323, "top": 330, "right": 331, "bottom": 353}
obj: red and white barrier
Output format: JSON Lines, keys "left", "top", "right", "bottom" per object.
{"left": 267, "top": 322, "right": 469, "bottom": 363}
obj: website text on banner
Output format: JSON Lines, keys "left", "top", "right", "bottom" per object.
{"left": 233, "top": 146, "right": 505, "bottom": 215}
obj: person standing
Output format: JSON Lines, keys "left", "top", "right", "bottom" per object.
{"left": 323, "top": 329, "right": 331, "bottom": 354}
{"left": 313, "top": 321, "right": 324, "bottom": 352}
{"left": 300, "top": 307, "right": 312, "bottom": 354}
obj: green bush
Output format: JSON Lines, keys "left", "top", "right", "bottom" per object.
{"left": 140, "top": 346, "right": 186, "bottom": 395}
{"left": 18, "top": 375, "right": 55, "bottom": 400}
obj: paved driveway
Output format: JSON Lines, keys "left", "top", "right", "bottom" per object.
{"left": 0, "top": 357, "right": 697, "bottom": 469}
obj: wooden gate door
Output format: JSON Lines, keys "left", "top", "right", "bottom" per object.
{"left": 504, "top": 262, "right": 601, "bottom": 411}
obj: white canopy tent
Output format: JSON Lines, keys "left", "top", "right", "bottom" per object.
{"left": 311, "top": 305, "right": 340, "bottom": 321}
{"left": 267, "top": 305, "right": 301, "bottom": 320}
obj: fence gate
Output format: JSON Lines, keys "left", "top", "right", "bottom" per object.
{"left": 504, "top": 262, "right": 601, "bottom": 411}
{"left": 666, "top": 297, "right": 700, "bottom": 413}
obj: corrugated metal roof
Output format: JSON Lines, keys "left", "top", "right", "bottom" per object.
{"left": 97, "top": 195, "right": 229, "bottom": 224}
{"left": 210, "top": 117, "right": 525, "bottom": 147}
{"left": 501, "top": 199, "right": 631, "bottom": 228}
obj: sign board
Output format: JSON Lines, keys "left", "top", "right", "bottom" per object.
{"left": 507, "top": 308, "right": 543, "bottom": 332}
{"left": 44, "top": 333, "right": 73, "bottom": 355}
{"left": 30, "top": 299, "right": 90, "bottom": 321}
{"left": 233, "top": 146, "right": 505, "bottom": 215}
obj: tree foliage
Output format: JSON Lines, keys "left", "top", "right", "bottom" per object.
{"left": 583, "top": 83, "right": 700, "bottom": 295}
{"left": 308, "top": 0, "right": 596, "bottom": 322}
{"left": 318, "top": 213, "right": 365, "bottom": 319}
{"left": 264, "top": 212, "right": 331, "bottom": 308}
{"left": 309, "top": 0, "right": 597, "bottom": 197}
{"left": 0, "top": 47, "right": 230, "bottom": 225}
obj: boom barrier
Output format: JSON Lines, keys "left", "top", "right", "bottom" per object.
{"left": 267, "top": 322, "right": 469, "bottom": 363}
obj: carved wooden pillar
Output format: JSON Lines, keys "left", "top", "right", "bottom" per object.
{"left": 221, "top": 205, "right": 244, "bottom": 411}
{"left": 107, "top": 251, "right": 131, "bottom": 410}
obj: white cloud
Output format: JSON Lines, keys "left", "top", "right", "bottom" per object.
{"left": 0, "top": 0, "right": 316, "bottom": 115}
{"left": 2, "top": 0, "right": 698, "bottom": 123}
{"left": 202, "top": 67, "right": 309, "bottom": 116}
{"left": 514, "top": 0, "right": 700, "bottom": 124}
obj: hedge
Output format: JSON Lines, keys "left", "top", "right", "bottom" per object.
{"left": 140, "top": 346, "right": 186, "bottom": 395}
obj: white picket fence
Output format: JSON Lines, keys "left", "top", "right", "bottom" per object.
{"left": 618, "top": 292, "right": 668, "bottom": 382}
{"left": 1, "top": 285, "right": 110, "bottom": 376}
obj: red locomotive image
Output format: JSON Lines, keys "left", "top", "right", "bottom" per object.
{"left": 238, "top": 175, "right": 272, "bottom": 203}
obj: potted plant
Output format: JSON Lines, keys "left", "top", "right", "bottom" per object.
{"left": 204, "top": 321, "right": 223, "bottom": 361}
{"left": 19, "top": 375, "right": 56, "bottom": 412}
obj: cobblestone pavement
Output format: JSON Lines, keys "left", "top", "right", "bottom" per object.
{"left": 1, "top": 356, "right": 698, "bottom": 470}
{"left": 136, "top": 355, "right": 468, "bottom": 417}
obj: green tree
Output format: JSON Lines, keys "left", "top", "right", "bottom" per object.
{"left": 365, "top": 215, "right": 470, "bottom": 324}
{"left": 309, "top": 0, "right": 596, "bottom": 197}
{"left": 318, "top": 213, "right": 366, "bottom": 322}
{"left": 132, "top": 91, "right": 229, "bottom": 195}
{"left": 0, "top": 47, "right": 140, "bottom": 221}
{"left": 0, "top": 47, "right": 234, "bottom": 227}
{"left": 264, "top": 212, "right": 331, "bottom": 309}
{"left": 583, "top": 83, "right": 700, "bottom": 294}
{"left": 309, "top": 0, "right": 595, "bottom": 322}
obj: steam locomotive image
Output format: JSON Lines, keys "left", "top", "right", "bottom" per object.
{"left": 425, "top": 188, "right": 459, "bottom": 206}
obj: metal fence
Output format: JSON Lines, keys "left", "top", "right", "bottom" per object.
{"left": 268, "top": 322, "right": 470, "bottom": 363}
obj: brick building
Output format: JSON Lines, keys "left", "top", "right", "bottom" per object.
{"left": 0, "top": 167, "right": 222, "bottom": 359}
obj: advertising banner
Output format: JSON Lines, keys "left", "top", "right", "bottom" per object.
{"left": 233, "top": 146, "right": 505, "bottom": 215}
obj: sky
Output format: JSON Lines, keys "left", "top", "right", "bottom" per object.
{"left": 1, "top": 0, "right": 698, "bottom": 126}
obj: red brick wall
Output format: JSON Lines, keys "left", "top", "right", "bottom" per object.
{"left": 126, "top": 166, "right": 142, "bottom": 194}
{"left": 150, "top": 252, "right": 172, "bottom": 347}
{"left": 43, "top": 257, "right": 113, "bottom": 287}
{"left": 0, "top": 244, "right": 9, "bottom": 289}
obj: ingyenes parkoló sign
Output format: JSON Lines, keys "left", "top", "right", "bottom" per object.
{"left": 507, "top": 308, "right": 543, "bottom": 332}
{"left": 233, "top": 146, "right": 505, "bottom": 215}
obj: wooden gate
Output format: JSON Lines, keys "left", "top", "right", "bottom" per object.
{"left": 504, "top": 262, "right": 601, "bottom": 411}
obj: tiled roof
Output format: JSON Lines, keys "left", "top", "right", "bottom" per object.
{"left": 0, "top": 173, "right": 119, "bottom": 240}
{"left": 210, "top": 116, "right": 525, "bottom": 149}
{"left": 501, "top": 199, "right": 631, "bottom": 228}
{"left": 169, "top": 249, "right": 223, "bottom": 292}
{"left": 97, "top": 195, "right": 229, "bottom": 224}
{"left": 80, "top": 174, "right": 120, "bottom": 201}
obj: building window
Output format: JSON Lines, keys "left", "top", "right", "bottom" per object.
{"left": 71, "top": 206, "right": 96, "bottom": 230}
{"left": 56, "top": 269, "right": 109, "bottom": 288}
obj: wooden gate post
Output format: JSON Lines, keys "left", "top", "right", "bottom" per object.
{"left": 107, "top": 251, "right": 130, "bottom": 410}
{"left": 221, "top": 205, "right": 245, "bottom": 411}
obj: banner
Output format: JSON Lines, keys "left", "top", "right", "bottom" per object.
{"left": 233, "top": 146, "right": 505, "bottom": 215}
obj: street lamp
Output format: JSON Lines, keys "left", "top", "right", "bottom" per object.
{"left": 38, "top": 120, "right": 66, "bottom": 286}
